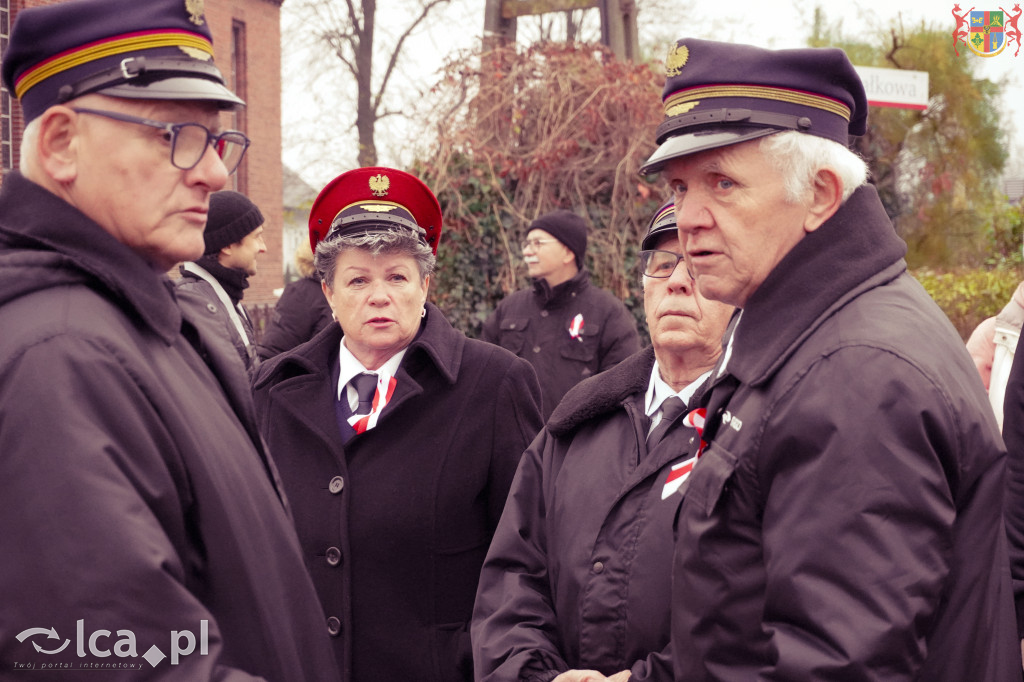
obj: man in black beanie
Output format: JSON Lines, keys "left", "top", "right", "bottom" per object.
{"left": 177, "top": 190, "right": 266, "bottom": 375}
{"left": 482, "top": 209, "right": 639, "bottom": 419}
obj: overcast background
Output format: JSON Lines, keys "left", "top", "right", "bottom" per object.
{"left": 281, "top": 0, "right": 1024, "bottom": 188}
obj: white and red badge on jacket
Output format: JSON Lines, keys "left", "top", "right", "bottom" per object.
{"left": 661, "top": 407, "right": 707, "bottom": 500}
{"left": 568, "top": 313, "right": 584, "bottom": 341}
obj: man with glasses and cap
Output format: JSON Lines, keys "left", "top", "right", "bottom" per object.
{"left": 641, "top": 39, "right": 1019, "bottom": 680}
{"left": 482, "top": 210, "right": 640, "bottom": 419}
{"left": 0, "top": 0, "right": 339, "bottom": 678}
{"left": 472, "top": 202, "right": 733, "bottom": 682}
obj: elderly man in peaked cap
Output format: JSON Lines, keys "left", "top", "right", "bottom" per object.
{"left": 472, "top": 202, "right": 733, "bottom": 682}
{"left": 640, "top": 39, "right": 1020, "bottom": 680}
{"left": 0, "top": 0, "right": 339, "bottom": 678}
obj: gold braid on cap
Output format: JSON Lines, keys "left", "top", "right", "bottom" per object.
{"left": 663, "top": 85, "right": 851, "bottom": 120}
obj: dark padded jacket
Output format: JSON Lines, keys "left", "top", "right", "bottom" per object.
{"left": 670, "top": 185, "right": 1020, "bottom": 681}
{"left": 473, "top": 347, "right": 699, "bottom": 682}
{"left": 481, "top": 270, "right": 640, "bottom": 419}
{"left": 0, "top": 172, "right": 340, "bottom": 680}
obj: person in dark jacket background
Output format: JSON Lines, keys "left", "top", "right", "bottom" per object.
{"left": 176, "top": 189, "right": 266, "bottom": 376}
{"left": 642, "top": 38, "right": 1019, "bottom": 680}
{"left": 0, "top": 1, "right": 339, "bottom": 679}
{"left": 252, "top": 167, "right": 543, "bottom": 682}
{"left": 481, "top": 210, "right": 640, "bottom": 418}
{"left": 257, "top": 239, "right": 334, "bottom": 359}
{"left": 472, "top": 201, "right": 734, "bottom": 682}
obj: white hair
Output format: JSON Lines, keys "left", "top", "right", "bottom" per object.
{"left": 759, "top": 131, "right": 868, "bottom": 204}
{"left": 18, "top": 117, "right": 41, "bottom": 174}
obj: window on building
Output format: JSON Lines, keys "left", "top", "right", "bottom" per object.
{"left": 230, "top": 19, "right": 248, "bottom": 193}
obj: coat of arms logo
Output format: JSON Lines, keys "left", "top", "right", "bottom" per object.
{"left": 953, "top": 5, "right": 1021, "bottom": 57}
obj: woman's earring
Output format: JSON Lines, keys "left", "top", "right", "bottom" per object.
{"left": 421, "top": 306, "right": 427, "bottom": 318}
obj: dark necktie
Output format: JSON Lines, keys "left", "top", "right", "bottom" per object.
{"left": 647, "top": 396, "right": 687, "bottom": 449}
{"left": 351, "top": 373, "right": 378, "bottom": 416}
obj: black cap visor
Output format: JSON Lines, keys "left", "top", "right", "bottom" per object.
{"left": 100, "top": 76, "right": 244, "bottom": 109}
{"left": 639, "top": 125, "right": 778, "bottom": 175}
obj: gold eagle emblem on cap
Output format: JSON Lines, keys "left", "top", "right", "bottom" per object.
{"left": 185, "top": 0, "right": 206, "bottom": 26}
{"left": 369, "top": 174, "right": 390, "bottom": 197}
{"left": 664, "top": 44, "right": 689, "bottom": 77}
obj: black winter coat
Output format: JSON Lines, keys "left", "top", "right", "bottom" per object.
{"left": 670, "top": 185, "right": 1020, "bottom": 680}
{"left": 175, "top": 264, "right": 260, "bottom": 376}
{"left": 473, "top": 347, "right": 696, "bottom": 682}
{"left": 481, "top": 271, "right": 640, "bottom": 419}
{"left": 257, "top": 275, "right": 334, "bottom": 360}
{"left": 998, "top": 321, "right": 1024, "bottom": 639}
{"left": 252, "top": 305, "right": 543, "bottom": 682}
{"left": 0, "top": 172, "right": 340, "bottom": 680}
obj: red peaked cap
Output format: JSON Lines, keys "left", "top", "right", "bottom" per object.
{"left": 309, "top": 167, "right": 442, "bottom": 255}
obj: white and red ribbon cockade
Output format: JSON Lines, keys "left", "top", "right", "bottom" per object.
{"left": 349, "top": 373, "right": 397, "bottom": 434}
{"left": 568, "top": 313, "right": 584, "bottom": 341}
{"left": 661, "top": 407, "right": 709, "bottom": 500}
{"left": 683, "top": 407, "right": 708, "bottom": 458}
{"left": 661, "top": 457, "right": 696, "bottom": 499}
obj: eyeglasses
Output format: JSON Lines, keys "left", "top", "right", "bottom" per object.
{"left": 639, "top": 249, "right": 693, "bottom": 279}
{"left": 520, "top": 238, "right": 558, "bottom": 251}
{"left": 71, "top": 108, "right": 251, "bottom": 174}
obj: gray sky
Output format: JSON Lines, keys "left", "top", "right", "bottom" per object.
{"left": 281, "top": 0, "right": 1024, "bottom": 184}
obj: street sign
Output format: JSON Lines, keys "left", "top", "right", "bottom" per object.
{"left": 854, "top": 65, "right": 930, "bottom": 110}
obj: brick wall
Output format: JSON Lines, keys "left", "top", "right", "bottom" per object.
{"left": 3, "top": 0, "right": 285, "bottom": 305}
{"left": 206, "top": 0, "right": 284, "bottom": 305}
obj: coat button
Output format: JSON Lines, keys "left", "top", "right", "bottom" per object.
{"left": 509, "top": 323, "right": 516, "bottom": 329}
{"left": 329, "top": 476, "right": 344, "bottom": 494}
{"left": 593, "top": 561, "right": 604, "bottom": 574}
{"left": 326, "top": 547, "right": 342, "bottom": 566}
{"left": 540, "top": 310, "right": 549, "bottom": 317}
{"left": 533, "top": 346, "right": 541, "bottom": 353}
{"left": 206, "top": 303, "right": 217, "bottom": 314}
{"left": 327, "top": 617, "right": 341, "bottom": 637}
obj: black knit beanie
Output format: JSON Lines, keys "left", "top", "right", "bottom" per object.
{"left": 203, "top": 190, "right": 265, "bottom": 255}
{"left": 528, "top": 210, "right": 588, "bottom": 268}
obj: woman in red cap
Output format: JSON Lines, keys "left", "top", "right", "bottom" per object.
{"left": 252, "top": 167, "right": 543, "bottom": 681}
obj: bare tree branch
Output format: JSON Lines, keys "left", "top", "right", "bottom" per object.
{"left": 371, "top": 0, "right": 452, "bottom": 117}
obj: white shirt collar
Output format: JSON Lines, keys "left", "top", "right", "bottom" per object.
{"left": 644, "top": 359, "right": 712, "bottom": 418}
{"left": 716, "top": 309, "right": 743, "bottom": 378}
{"left": 336, "top": 339, "right": 407, "bottom": 406}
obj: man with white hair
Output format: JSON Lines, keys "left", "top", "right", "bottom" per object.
{"left": 642, "top": 39, "right": 1019, "bottom": 680}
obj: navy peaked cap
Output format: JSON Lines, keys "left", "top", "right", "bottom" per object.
{"left": 640, "top": 38, "right": 867, "bottom": 174}
{"left": 2, "top": 0, "right": 243, "bottom": 123}
{"left": 641, "top": 201, "right": 676, "bottom": 251}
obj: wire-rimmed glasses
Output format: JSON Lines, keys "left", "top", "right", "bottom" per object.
{"left": 520, "top": 238, "right": 557, "bottom": 252}
{"left": 639, "top": 249, "right": 694, "bottom": 279}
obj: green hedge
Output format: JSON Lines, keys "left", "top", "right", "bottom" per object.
{"left": 911, "top": 267, "right": 1021, "bottom": 340}
{"left": 434, "top": 266, "right": 1019, "bottom": 346}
